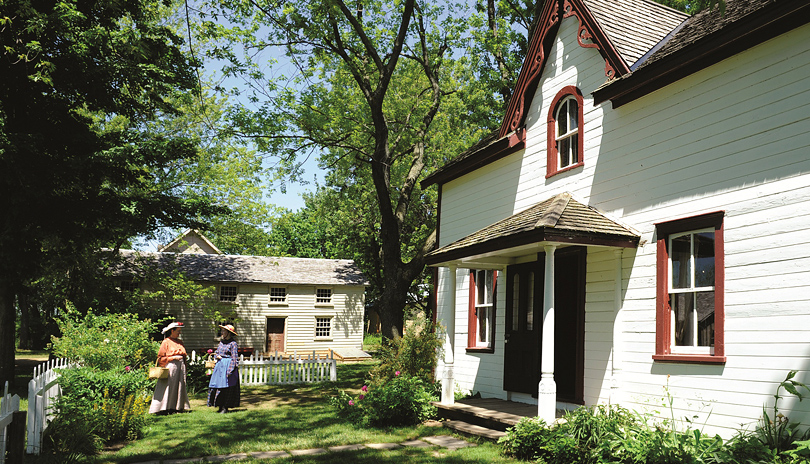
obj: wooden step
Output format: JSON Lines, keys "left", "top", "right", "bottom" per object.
{"left": 443, "top": 420, "right": 506, "bottom": 441}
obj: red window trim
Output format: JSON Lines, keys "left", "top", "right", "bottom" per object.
{"left": 654, "top": 211, "right": 726, "bottom": 364}
{"left": 467, "top": 269, "right": 497, "bottom": 352}
{"left": 546, "top": 86, "right": 585, "bottom": 179}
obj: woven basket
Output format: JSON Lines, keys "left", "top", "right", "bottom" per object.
{"left": 148, "top": 359, "right": 169, "bottom": 379}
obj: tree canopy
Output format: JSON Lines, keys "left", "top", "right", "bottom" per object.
{"left": 0, "top": 0, "right": 225, "bottom": 385}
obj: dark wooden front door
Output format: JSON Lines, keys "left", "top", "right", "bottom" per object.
{"left": 554, "top": 247, "right": 586, "bottom": 404}
{"left": 502, "top": 247, "right": 586, "bottom": 403}
{"left": 266, "top": 317, "right": 285, "bottom": 353}
{"left": 503, "top": 261, "right": 542, "bottom": 394}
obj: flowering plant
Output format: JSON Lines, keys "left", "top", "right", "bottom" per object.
{"left": 331, "top": 372, "right": 438, "bottom": 427}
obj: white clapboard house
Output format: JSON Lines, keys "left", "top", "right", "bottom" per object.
{"left": 423, "top": 0, "right": 810, "bottom": 436}
{"left": 117, "top": 230, "right": 368, "bottom": 356}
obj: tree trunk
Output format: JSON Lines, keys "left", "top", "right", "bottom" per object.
{"left": 18, "top": 287, "right": 31, "bottom": 350}
{"left": 0, "top": 279, "right": 17, "bottom": 387}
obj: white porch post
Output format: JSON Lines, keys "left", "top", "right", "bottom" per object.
{"left": 441, "top": 264, "right": 457, "bottom": 404}
{"left": 538, "top": 244, "right": 557, "bottom": 423}
{"left": 610, "top": 249, "right": 624, "bottom": 404}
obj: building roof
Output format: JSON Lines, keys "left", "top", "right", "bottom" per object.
{"left": 425, "top": 192, "right": 639, "bottom": 266}
{"left": 595, "top": 0, "right": 810, "bottom": 106}
{"left": 586, "top": 0, "right": 688, "bottom": 68}
{"left": 159, "top": 229, "right": 223, "bottom": 254}
{"left": 116, "top": 250, "right": 368, "bottom": 286}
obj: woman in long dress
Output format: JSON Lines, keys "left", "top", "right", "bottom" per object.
{"left": 208, "top": 324, "right": 240, "bottom": 413}
{"left": 149, "top": 321, "right": 191, "bottom": 414}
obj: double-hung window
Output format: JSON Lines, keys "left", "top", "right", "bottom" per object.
{"left": 316, "top": 288, "right": 332, "bottom": 304}
{"left": 269, "top": 287, "right": 287, "bottom": 303}
{"left": 219, "top": 285, "right": 237, "bottom": 303}
{"left": 468, "top": 269, "right": 496, "bottom": 351}
{"left": 315, "top": 317, "right": 332, "bottom": 339}
{"left": 654, "top": 212, "right": 725, "bottom": 363}
{"left": 547, "top": 86, "right": 584, "bottom": 178}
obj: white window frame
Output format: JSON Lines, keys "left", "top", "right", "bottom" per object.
{"left": 668, "top": 227, "right": 715, "bottom": 355}
{"left": 315, "top": 316, "right": 333, "bottom": 339}
{"left": 555, "top": 96, "right": 579, "bottom": 169}
{"left": 219, "top": 285, "right": 238, "bottom": 303}
{"left": 269, "top": 286, "right": 287, "bottom": 304}
{"left": 474, "top": 269, "right": 495, "bottom": 348}
{"left": 316, "top": 288, "right": 333, "bottom": 305}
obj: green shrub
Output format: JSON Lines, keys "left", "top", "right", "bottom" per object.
{"left": 50, "top": 308, "right": 159, "bottom": 371}
{"left": 55, "top": 367, "right": 153, "bottom": 442}
{"left": 363, "top": 373, "right": 438, "bottom": 426}
{"left": 331, "top": 372, "right": 438, "bottom": 427}
{"left": 186, "top": 352, "right": 212, "bottom": 395}
{"left": 498, "top": 416, "right": 556, "bottom": 462}
{"left": 370, "top": 312, "right": 443, "bottom": 384}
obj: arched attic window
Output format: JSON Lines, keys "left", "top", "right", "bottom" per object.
{"left": 547, "top": 86, "right": 584, "bottom": 178}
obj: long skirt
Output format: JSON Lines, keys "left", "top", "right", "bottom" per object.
{"left": 149, "top": 359, "right": 190, "bottom": 414}
{"left": 208, "top": 358, "right": 240, "bottom": 409}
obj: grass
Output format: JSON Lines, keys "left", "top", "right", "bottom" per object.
{"left": 22, "top": 360, "right": 521, "bottom": 464}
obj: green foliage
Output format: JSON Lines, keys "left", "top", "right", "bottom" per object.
{"left": 53, "top": 367, "right": 154, "bottom": 444}
{"left": 754, "top": 370, "right": 810, "bottom": 455}
{"left": 186, "top": 352, "right": 213, "bottom": 395}
{"left": 50, "top": 309, "right": 159, "bottom": 371}
{"left": 40, "top": 412, "right": 103, "bottom": 460}
{"left": 333, "top": 373, "right": 438, "bottom": 427}
{"left": 369, "top": 313, "right": 443, "bottom": 384}
{"left": 498, "top": 417, "right": 555, "bottom": 461}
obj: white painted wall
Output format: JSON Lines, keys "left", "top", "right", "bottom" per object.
{"left": 436, "top": 14, "right": 810, "bottom": 437}
{"left": 165, "top": 283, "right": 365, "bottom": 355}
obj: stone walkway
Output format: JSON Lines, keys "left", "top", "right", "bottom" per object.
{"left": 132, "top": 435, "right": 476, "bottom": 463}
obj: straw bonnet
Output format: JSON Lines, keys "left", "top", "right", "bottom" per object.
{"left": 219, "top": 324, "right": 238, "bottom": 336}
{"left": 161, "top": 321, "right": 184, "bottom": 334}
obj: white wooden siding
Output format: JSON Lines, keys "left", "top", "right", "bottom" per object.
{"left": 436, "top": 16, "right": 810, "bottom": 437}
{"left": 161, "top": 283, "right": 364, "bottom": 354}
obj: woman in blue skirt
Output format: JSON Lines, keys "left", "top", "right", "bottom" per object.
{"left": 208, "top": 324, "right": 240, "bottom": 413}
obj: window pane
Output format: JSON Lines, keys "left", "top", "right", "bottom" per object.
{"left": 558, "top": 104, "right": 568, "bottom": 135}
{"left": 511, "top": 274, "right": 520, "bottom": 330}
{"left": 478, "top": 307, "right": 491, "bottom": 344}
{"left": 527, "top": 272, "right": 535, "bottom": 331}
{"left": 559, "top": 138, "right": 571, "bottom": 168}
{"left": 477, "top": 270, "right": 493, "bottom": 305}
{"left": 671, "top": 235, "right": 692, "bottom": 289}
{"left": 694, "top": 232, "right": 715, "bottom": 288}
{"left": 570, "top": 134, "right": 578, "bottom": 164}
{"left": 671, "top": 292, "right": 694, "bottom": 346}
{"left": 696, "top": 291, "right": 715, "bottom": 347}
{"left": 568, "top": 99, "right": 578, "bottom": 131}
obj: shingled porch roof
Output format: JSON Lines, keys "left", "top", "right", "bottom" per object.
{"left": 425, "top": 192, "right": 639, "bottom": 267}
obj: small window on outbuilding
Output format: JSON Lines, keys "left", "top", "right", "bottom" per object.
{"left": 219, "top": 285, "right": 237, "bottom": 303}
{"left": 269, "top": 287, "right": 287, "bottom": 303}
{"left": 315, "top": 317, "right": 332, "bottom": 338}
{"left": 316, "top": 288, "right": 332, "bottom": 304}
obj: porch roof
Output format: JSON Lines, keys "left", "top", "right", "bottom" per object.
{"left": 425, "top": 192, "right": 639, "bottom": 267}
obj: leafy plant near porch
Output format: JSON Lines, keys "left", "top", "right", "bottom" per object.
{"left": 499, "top": 371, "right": 810, "bottom": 464}
{"left": 332, "top": 314, "right": 441, "bottom": 426}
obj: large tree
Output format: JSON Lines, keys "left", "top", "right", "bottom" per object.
{"left": 196, "top": 0, "right": 491, "bottom": 338}
{"left": 0, "top": 0, "right": 224, "bottom": 385}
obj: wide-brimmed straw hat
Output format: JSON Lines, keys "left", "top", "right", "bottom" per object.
{"left": 219, "top": 324, "right": 238, "bottom": 336}
{"left": 162, "top": 321, "right": 184, "bottom": 334}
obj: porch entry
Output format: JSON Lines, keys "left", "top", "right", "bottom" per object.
{"left": 266, "top": 317, "right": 286, "bottom": 353}
{"left": 503, "top": 246, "right": 585, "bottom": 404}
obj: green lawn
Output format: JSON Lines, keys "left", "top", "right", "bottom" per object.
{"left": 21, "top": 360, "right": 521, "bottom": 464}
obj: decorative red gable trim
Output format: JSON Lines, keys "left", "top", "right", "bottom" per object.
{"left": 499, "top": 0, "right": 630, "bottom": 138}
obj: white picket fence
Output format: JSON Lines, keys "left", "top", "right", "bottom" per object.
{"left": 190, "top": 350, "right": 337, "bottom": 385}
{"left": 0, "top": 382, "right": 21, "bottom": 464}
{"left": 27, "top": 358, "right": 72, "bottom": 455}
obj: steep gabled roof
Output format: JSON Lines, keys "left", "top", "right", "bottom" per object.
{"left": 586, "top": 0, "right": 688, "bottom": 68}
{"left": 499, "top": 0, "right": 686, "bottom": 138}
{"left": 425, "top": 192, "right": 639, "bottom": 266}
{"left": 595, "top": 0, "right": 810, "bottom": 107}
{"left": 116, "top": 250, "right": 368, "bottom": 286}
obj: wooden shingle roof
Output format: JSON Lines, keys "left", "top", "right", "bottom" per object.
{"left": 586, "top": 0, "right": 689, "bottom": 68}
{"left": 425, "top": 193, "right": 638, "bottom": 266}
{"left": 117, "top": 250, "right": 368, "bottom": 286}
